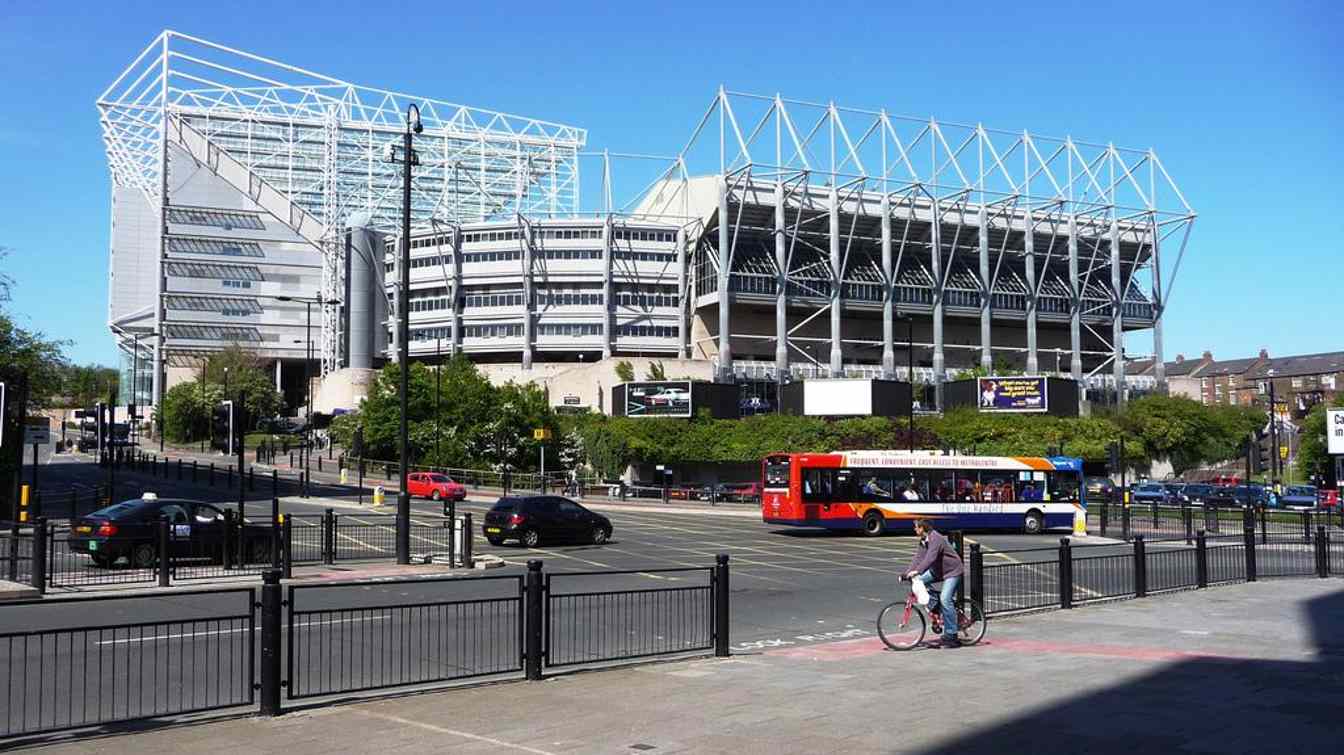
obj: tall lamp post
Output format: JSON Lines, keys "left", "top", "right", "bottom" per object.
{"left": 435, "top": 337, "right": 441, "bottom": 467}
{"left": 387, "top": 103, "right": 422, "bottom": 565}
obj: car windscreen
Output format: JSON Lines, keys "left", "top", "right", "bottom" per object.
{"left": 764, "top": 456, "right": 791, "bottom": 488}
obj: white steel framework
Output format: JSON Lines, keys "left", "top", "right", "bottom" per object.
{"left": 658, "top": 89, "right": 1196, "bottom": 407}
{"left": 99, "top": 30, "right": 585, "bottom": 406}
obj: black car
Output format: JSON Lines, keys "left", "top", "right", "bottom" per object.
{"left": 69, "top": 494, "right": 273, "bottom": 568}
{"left": 482, "top": 495, "right": 612, "bottom": 548}
{"left": 1206, "top": 484, "right": 1266, "bottom": 508}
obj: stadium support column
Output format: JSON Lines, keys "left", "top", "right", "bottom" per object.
{"left": 1023, "top": 210, "right": 1039, "bottom": 374}
{"left": 774, "top": 181, "right": 789, "bottom": 381}
{"left": 602, "top": 217, "right": 613, "bottom": 360}
{"left": 1110, "top": 212, "right": 1125, "bottom": 407}
{"left": 521, "top": 223, "right": 534, "bottom": 370}
{"left": 930, "top": 197, "right": 945, "bottom": 410}
{"left": 828, "top": 185, "right": 842, "bottom": 377}
{"left": 978, "top": 202, "right": 992, "bottom": 373}
{"left": 1067, "top": 212, "right": 1083, "bottom": 385}
{"left": 677, "top": 225, "right": 689, "bottom": 359}
{"left": 716, "top": 175, "right": 733, "bottom": 382}
{"left": 880, "top": 194, "right": 895, "bottom": 380}
{"left": 451, "top": 229, "right": 462, "bottom": 355}
{"left": 1149, "top": 214, "right": 1166, "bottom": 393}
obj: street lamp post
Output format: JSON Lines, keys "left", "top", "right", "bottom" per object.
{"left": 389, "top": 103, "right": 422, "bottom": 565}
{"left": 435, "top": 337, "right": 441, "bottom": 467}
{"left": 273, "top": 294, "right": 339, "bottom": 494}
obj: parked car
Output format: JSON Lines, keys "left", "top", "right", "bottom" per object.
{"left": 720, "top": 482, "right": 761, "bottom": 502}
{"left": 1281, "top": 485, "right": 1318, "bottom": 510}
{"left": 482, "top": 495, "right": 612, "bottom": 547}
{"left": 1206, "top": 484, "right": 1267, "bottom": 508}
{"left": 1129, "top": 482, "right": 1171, "bottom": 505}
{"left": 407, "top": 472, "right": 466, "bottom": 502}
{"left": 68, "top": 493, "right": 272, "bottom": 568}
{"left": 1162, "top": 482, "right": 1187, "bottom": 501}
{"left": 1180, "top": 483, "right": 1216, "bottom": 504}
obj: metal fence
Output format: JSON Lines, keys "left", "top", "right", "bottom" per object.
{"left": 1089, "top": 501, "right": 1344, "bottom": 544}
{"left": 0, "top": 589, "right": 255, "bottom": 738}
{"left": 545, "top": 568, "right": 716, "bottom": 667}
{"left": 971, "top": 526, "right": 1339, "bottom": 618}
{"left": 286, "top": 575, "right": 525, "bottom": 699}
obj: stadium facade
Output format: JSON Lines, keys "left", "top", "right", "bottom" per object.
{"left": 102, "top": 32, "right": 1194, "bottom": 416}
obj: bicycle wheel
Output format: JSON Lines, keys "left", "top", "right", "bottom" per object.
{"left": 956, "top": 599, "right": 987, "bottom": 646}
{"left": 877, "top": 601, "right": 926, "bottom": 650}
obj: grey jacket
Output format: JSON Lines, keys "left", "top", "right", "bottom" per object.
{"left": 908, "top": 530, "right": 964, "bottom": 580}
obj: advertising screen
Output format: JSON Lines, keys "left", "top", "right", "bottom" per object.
{"left": 977, "top": 376, "right": 1048, "bottom": 413}
{"left": 624, "top": 381, "right": 693, "bottom": 418}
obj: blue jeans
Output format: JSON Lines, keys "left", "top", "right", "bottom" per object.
{"left": 918, "top": 570, "right": 960, "bottom": 638}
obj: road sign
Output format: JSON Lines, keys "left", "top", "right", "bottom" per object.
{"left": 533, "top": 428, "right": 552, "bottom": 441}
{"left": 1280, "top": 445, "right": 1288, "bottom": 460}
{"left": 1328, "top": 409, "right": 1344, "bottom": 455}
{"left": 24, "top": 417, "right": 50, "bottom": 446}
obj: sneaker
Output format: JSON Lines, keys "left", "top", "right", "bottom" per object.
{"left": 940, "top": 636, "right": 962, "bottom": 649}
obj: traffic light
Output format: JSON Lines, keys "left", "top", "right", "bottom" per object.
{"left": 1108, "top": 442, "right": 1120, "bottom": 473}
{"left": 352, "top": 426, "right": 365, "bottom": 457}
{"left": 1254, "top": 439, "right": 1269, "bottom": 475}
{"left": 212, "top": 405, "right": 232, "bottom": 453}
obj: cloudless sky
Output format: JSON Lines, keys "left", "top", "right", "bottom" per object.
{"left": 1, "top": 0, "right": 1340, "bottom": 367}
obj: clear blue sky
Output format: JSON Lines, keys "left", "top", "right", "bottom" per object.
{"left": 1, "top": 0, "right": 1340, "bottom": 367}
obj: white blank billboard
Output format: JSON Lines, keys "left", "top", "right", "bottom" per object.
{"left": 804, "top": 379, "right": 872, "bottom": 416}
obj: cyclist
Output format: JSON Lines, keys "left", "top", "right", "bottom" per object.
{"left": 904, "top": 518, "right": 965, "bottom": 648}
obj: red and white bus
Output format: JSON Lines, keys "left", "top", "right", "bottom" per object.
{"left": 761, "top": 450, "right": 1085, "bottom": 536}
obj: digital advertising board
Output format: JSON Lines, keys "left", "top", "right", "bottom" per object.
{"left": 622, "top": 381, "right": 693, "bottom": 418}
{"left": 977, "top": 376, "right": 1048, "bottom": 413}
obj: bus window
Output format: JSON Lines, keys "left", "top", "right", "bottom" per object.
{"left": 803, "top": 469, "right": 831, "bottom": 502}
{"left": 856, "top": 472, "right": 894, "bottom": 502}
{"left": 1048, "top": 473, "right": 1080, "bottom": 502}
{"left": 764, "top": 456, "right": 791, "bottom": 488}
{"left": 980, "top": 473, "right": 1016, "bottom": 502}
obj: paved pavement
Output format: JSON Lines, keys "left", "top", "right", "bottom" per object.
{"left": 12, "top": 577, "right": 1343, "bottom": 754}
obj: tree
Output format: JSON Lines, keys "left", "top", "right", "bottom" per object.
{"left": 1297, "top": 396, "right": 1344, "bottom": 481}
{"left": 1119, "top": 394, "right": 1259, "bottom": 477}
{"left": 0, "top": 312, "right": 68, "bottom": 411}
{"left": 0, "top": 247, "right": 13, "bottom": 305}
{"left": 203, "top": 345, "right": 284, "bottom": 421}
{"left": 645, "top": 361, "right": 667, "bottom": 381}
{"left": 159, "top": 379, "right": 222, "bottom": 442}
{"left": 614, "top": 360, "right": 635, "bottom": 383}
{"left": 61, "top": 364, "right": 120, "bottom": 409}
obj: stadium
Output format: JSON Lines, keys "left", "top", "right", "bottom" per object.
{"left": 101, "top": 31, "right": 1195, "bottom": 417}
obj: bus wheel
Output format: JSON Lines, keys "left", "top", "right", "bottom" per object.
{"left": 1024, "top": 510, "right": 1044, "bottom": 535}
{"left": 862, "top": 511, "right": 886, "bottom": 537}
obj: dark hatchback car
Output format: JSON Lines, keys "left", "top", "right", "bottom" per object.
{"left": 482, "top": 495, "right": 612, "bottom": 548}
{"left": 1206, "top": 484, "right": 1267, "bottom": 507}
{"left": 1181, "top": 483, "right": 1216, "bottom": 504}
{"left": 69, "top": 494, "right": 272, "bottom": 568}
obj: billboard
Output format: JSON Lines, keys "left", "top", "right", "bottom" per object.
{"left": 1328, "top": 409, "right": 1344, "bottom": 456}
{"left": 977, "top": 376, "right": 1048, "bottom": 413}
{"left": 623, "top": 381, "right": 693, "bottom": 418}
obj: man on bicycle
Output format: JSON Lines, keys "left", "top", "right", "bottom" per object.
{"left": 904, "top": 518, "right": 965, "bottom": 648}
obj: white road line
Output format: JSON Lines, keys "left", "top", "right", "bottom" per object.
{"left": 95, "top": 616, "right": 390, "bottom": 645}
{"left": 350, "top": 709, "right": 558, "bottom": 755}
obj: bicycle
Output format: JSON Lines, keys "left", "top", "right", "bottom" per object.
{"left": 877, "top": 576, "right": 987, "bottom": 650}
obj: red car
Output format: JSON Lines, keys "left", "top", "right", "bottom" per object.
{"left": 407, "top": 472, "right": 467, "bottom": 502}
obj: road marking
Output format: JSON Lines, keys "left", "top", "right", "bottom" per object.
{"left": 350, "top": 709, "right": 558, "bottom": 755}
{"left": 95, "top": 615, "right": 390, "bottom": 645}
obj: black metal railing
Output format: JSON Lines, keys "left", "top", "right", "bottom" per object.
{"left": 286, "top": 574, "right": 526, "bottom": 699}
{"left": 45, "top": 525, "right": 158, "bottom": 589}
{"left": 0, "top": 589, "right": 255, "bottom": 737}
{"left": 544, "top": 567, "right": 715, "bottom": 667}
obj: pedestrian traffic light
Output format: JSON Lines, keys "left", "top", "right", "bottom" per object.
{"left": 1108, "top": 442, "right": 1120, "bottom": 473}
{"left": 1255, "top": 440, "right": 1269, "bottom": 475}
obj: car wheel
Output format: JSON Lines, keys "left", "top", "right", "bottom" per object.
{"left": 591, "top": 527, "right": 609, "bottom": 545}
{"left": 521, "top": 529, "right": 541, "bottom": 548}
{"left": 862, "top": 510, "right": 886, "bottom": 537}
{"left": 1024, "top": 510, "right": 1045, "bottom": 535}
{"left": 431, "top": 490, "right": 442, "bottom": 501}
{"left": 131, "top": 543, "right": 157, "bottom": 569}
